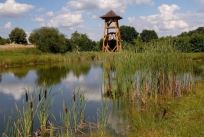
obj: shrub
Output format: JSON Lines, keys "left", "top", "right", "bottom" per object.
{"left": 29, "top": 27, "right": 72, "bottom": 53}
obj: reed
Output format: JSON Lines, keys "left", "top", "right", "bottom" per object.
{"left": 3, "top": 86, "right": 62, "bottom": 137}
{"left": 57, "top": 87, "right": 87, "bottom": 136}
{"left": 100, "top": 41, "right": 204, "bottom": 136}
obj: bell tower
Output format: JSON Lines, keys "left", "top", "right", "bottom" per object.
{"left": 100, "top": 10, "right": 122, "bottom": 52}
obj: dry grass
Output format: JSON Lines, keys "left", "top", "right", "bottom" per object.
{"left": 0, "top": 44, "right": 35, "bottom": 49}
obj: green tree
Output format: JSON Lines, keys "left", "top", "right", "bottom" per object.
{"left": 29, "top": 27, "right": 72, "bottom": 53}
{"left": 173, "top": 37, "right": 191, "bottom": 52}
{"left": 93, "top": 38, "right": 103, "bottom": 51}
{"left": 0, "top": 36, "right": 10, "bottom": 45}
{"left": 179, "top": 27, "right": 204, "bottom": 37}
{"left": 189, "top": 34, "right": 204, "bottom": 52}
{"left": 9, "top": 27, "right": 27, "bottom": 44}
{"left": 120, "top": 25, "right": 139, "bottom": 44}
{"left": 71, "top": 31, "right": 94, "bottom": 51}
{"left": 140, "top": 29, "right": 158, "bottom": 43}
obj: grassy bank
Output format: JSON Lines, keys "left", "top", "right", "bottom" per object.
{"left": 125, "top": 80, "right": 204, "bottom": 137}
{"left": 0, "top": 48, "right": 105, "bottom": 68}
{"left": 0, "top": 45, "right": 204, "bottom": 68}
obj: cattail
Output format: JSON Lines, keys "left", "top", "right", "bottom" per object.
{"left": 73, "top": 92, "right": 75, "bottom": 102}
{"left": 30, "top": 101, "right": 33, "bottom": 109}
{"left": 44, "top": 89, "right": 47, "bottom": 99}
{"left": 39, "top": 93, "right": 41, "bottom": 101}
{"left": 25, "top": 92, "right": 28, "bottom": 102}
{"left": 65, "top": 108, "right": 68, "bottom": 114}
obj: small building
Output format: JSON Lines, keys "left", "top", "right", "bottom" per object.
{"left": 100, "top": 10, "right": 122, "bottom": 52}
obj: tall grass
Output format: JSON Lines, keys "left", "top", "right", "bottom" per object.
{"left": 101, "top": 41, "right": 204, "bottom": 136}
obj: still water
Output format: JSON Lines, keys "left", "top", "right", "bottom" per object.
{"left": 0, "top": 60, "right": 203, "bottom": 135}
{"left": 0, "top": 61, "right": 109, "bottom": 135}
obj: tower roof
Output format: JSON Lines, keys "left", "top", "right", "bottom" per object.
{"left": 100, "top": 10, "right": 122, "bottom": 20}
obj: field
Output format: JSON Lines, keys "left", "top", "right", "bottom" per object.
{"left": 0, "top": 44, "right": 35, "bottom": 49}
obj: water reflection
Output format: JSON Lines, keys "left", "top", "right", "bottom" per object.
{"left": 0, "top": 61, "right": 101, "bottom": 101}
{"left": 0, "top": 72, "right": 36, "bottom": 100}
{"left": 0, "top": 73, "right": 2, "bottom": 82}
{"left": 0, "top": 61, "right": 103, "bottom": 135}
{"left": 1, "top": 59, "right": 203, "bottom": 136}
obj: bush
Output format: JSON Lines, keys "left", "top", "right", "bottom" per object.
{"left": 189, "top": 34, "right": 204, "bottom": 52}
{"left": 173, "top": 37, "right": 191, "bottom": 52}
{"left": 29, "top": 27, "right": 72, "bottom": 53}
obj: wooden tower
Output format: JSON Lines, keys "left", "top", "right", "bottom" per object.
{"left": 100, "top": 10, "right": 122, "bottom": 52}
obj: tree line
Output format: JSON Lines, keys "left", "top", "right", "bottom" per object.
{"left": 1, "top": 26, "right": 204, "bottom": 53}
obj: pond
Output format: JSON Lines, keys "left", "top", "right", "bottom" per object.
{"left": 0, "top": 61, "right": 109, "bottom": 135}
{"left": 0, "top": 59, "right": 203, "bottom": 136}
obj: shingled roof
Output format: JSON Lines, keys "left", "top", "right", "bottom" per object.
{"left": 100, "top": 10, "right": 122, "bottom": 20}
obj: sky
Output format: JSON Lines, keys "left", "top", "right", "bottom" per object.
{"left": 0, "top": 0, "right": 204, "bottom": 41}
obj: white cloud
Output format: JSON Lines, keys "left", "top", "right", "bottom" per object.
{"left": 46, "top": 7, "right": 83, "bottom": 29}
{"left": 136, "top": 0, "right": 155, "bottom": 6}
{"left": 0, "top": 0, "right": 34, "bottom": 17}
{"left": 128, "top": 4, "right": 189, "bottom": 36}
{"left": 4, "top": 22, "right": 12, "bottom": 29}
{"left": 90, "top": 14, "right": 98, "bottom": 19}
{"left": 45, "top": 11, "right": 54, "bottom": 17}
{"left": 31, "top": 11, "right": 54, "bottom": 23}
{"left": 31, "top": 17, "right": 44, "bottom": 22}
{"left": 87, "top": 32, "right": 101, "bottom": 41}
{"left": 195, "top": 0, "right": 204, "bottom": 4}
{"left": 67, "top": 0, "right": 98, "bottom": 11}
{"left": 37, "top": 8, "right": 45, "bottom": 12}
{"left": 67, "top": 0, "right": 133, "bottom": 14}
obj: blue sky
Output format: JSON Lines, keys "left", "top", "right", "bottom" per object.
{"left": 0, "top": 0, "right": 204, "bottom": 41}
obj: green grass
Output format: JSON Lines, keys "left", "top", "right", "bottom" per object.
{"left": 101, "top": 45, "right": 204, "bottom": 136}
{"left": 0, "top": 48, "right": 106, "bottom": 68}
{"left": 123, "top": 80, "right": 204, "bottom": 137}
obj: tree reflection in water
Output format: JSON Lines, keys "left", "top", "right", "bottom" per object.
{"left": 35, "top": 61, "right": 91, "bottom": 86}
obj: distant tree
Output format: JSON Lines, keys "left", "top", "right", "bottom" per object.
{"left": 175, "top": 27, "right": 204, "bottom": 52}
{"left": 189, "top": 34, "right": 204, "bottom": 52}
{"left": 29, "top": 27, "right": 72, "bottom": 53}
{"left": 178, "top": 31, "right": 188, "bottom": 37}
{"left": 140, "top": 29, "right": 158, "bottom": 43}
{"left": 120, "top": 25, "right": 139, "bottom": 44}
{"left": 0, "top": 36, "right": 10, "bottom": 45}
{"left": 173, "top": 37, "right": 191, "bottom": 52}
{"left": 178, "top": 27, "right": 204, "bottom": 37}
{"left": 71, "top": 31, "right": 94, "bottom": 51}
{"left": 9, "top": 27, "right": 27, "bottom": 44}
{"left": 92, "top": 38, "right": 103, "bottom": 51}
